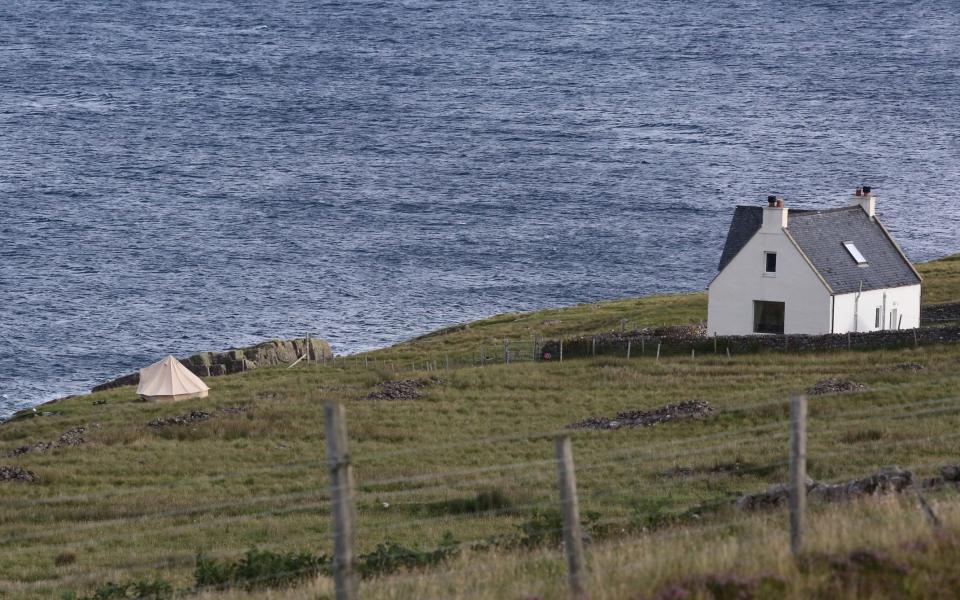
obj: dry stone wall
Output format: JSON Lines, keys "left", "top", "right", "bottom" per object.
{"left": 540, "top": 325, "right": 960, "bottom": 360}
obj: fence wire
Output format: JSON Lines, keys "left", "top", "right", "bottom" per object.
{"left": 3, "top": 374, "right": 960, "bottom": 597}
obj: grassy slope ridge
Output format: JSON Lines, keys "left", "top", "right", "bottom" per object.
{"left": 364, "top": 253, "right": 957, "bottom": 366}
{"left": 0, "top": 254, "right": 958, "bottom": 599}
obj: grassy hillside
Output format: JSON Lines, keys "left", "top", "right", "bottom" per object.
{"left": 920, "top": 252, "right": 960, "bottom": 304}
{"left": 0, "top": 254, "right": 958, "bottom": 599}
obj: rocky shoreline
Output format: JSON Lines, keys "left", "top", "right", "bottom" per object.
{"left": 0, "top": 337, "right": 332, "bottom": 425}
{"left": 91, "top": 337, "right": 332, "bottom": 393}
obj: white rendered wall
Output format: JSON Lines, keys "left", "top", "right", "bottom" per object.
{"left": 707, "top": 229, "right": 832, "bottom": 335}
{"left": 831, "top": 284, "right": 921, "bottom": 333}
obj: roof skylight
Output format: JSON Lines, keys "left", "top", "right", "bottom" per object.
{"left": 843, "top": 241, "right": 868, "bottom": 265}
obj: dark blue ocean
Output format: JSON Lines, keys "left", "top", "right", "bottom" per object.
{"left": 1, "top": 1, "right": 959, "bottom": 417}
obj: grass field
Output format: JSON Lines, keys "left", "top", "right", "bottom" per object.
{"left": 0, "top": 254, "right": 958, "bottom": 599}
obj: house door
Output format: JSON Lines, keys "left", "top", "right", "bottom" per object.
{"left": 753, "top": 301, "right": 785, "bottom": 334}
{"left": 890, "top": 308, "right": 899, "bottom": 330}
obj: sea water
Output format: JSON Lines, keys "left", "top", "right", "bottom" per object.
{"left": 1, "top": 0, "right": 959, "bottom": 417}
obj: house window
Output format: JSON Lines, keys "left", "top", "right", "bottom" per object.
{"left": 875, "top": 307, "right": 881, "bottom": 328}
{"left": 843, "top": 241, "right": 868, "bottom": 265}
{"left": 753, "top": 301, "right": 785, "bottom": 334}
{"left": 765, "top": 252, "right": 777, "bottom": 273}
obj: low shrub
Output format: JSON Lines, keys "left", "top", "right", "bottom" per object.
{"left": 194, "top": 548, "right": 329, "bottom": 591}
{"left": 70, "top": 579, "right": 172, "bottom": 600}
{"left": 422, "top": 489, "right": 514, "bottom": 516}
{"left": 358, "top": 532, "right": 459, "bottom": 577}
{"left": 516, "top": 509, "right": 602, "bottom": 548}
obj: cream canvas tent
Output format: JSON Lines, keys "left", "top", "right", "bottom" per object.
{"left": 137, "top": 355, "right": 210, "bottom": 402}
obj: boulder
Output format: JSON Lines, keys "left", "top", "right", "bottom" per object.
{"left": 940, "top": 465, "right": 960, "bottom": 482}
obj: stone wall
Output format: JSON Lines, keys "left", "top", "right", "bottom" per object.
{"left": 91, "top": 338, "right": 332, "bottom": 392}
{"left": 540, "top": 325, "right": 960, "bottom": 360}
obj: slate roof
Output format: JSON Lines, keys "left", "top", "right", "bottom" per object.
{"left": 718, "top": 205, "right": 920, "bottom": 294}
{"left": 717, "top": 206, "right": 813, "bottom": 271}
{"left": 717, "top": 206, "right": 763, "bottom": 272}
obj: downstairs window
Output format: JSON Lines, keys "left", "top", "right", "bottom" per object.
{"left": 753, "top": 301, "right": 785, "bottom": 334}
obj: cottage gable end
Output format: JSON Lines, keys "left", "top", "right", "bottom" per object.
{"left": 708, "top": 215, "right": 831, "bottom": 335}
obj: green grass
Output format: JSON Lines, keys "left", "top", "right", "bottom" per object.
{"left": 920, "top": 253, "right": 960, "bottom": 304}
{"left": 0, "top": 254, "right": 958, "bottom": 599}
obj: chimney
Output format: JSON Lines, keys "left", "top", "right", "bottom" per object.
{"left": 762, "top": 195, "right": 788, "bottom": 232}
{"left": 848, "top": 185, "right": 876, "bottom": 217}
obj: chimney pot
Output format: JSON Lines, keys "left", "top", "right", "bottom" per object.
{"left": 848, "top": 186, "right": 876, "bottom": 217}
{"left": 762, "top": 196, "right": 788, "bottom": 231}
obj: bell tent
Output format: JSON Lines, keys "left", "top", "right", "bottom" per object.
{"left": 137, "top": 355, "right": 210, "bottom": 402}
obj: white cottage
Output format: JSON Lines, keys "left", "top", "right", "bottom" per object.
{"left": 707, "top": 188, "right": 922, "bottom": 336}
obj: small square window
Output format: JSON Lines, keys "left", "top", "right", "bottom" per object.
{"left": 765, "top": 252, "right": 777, "bottom": 273}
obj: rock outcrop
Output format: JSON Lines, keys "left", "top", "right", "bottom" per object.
{"left": 6, "top": 424, "right": 98, "bottom": 457}
{"left": 92, "top": 338, "right": 332, "bottom": 393}
{"left": 146, "top": 406, "right": 249, "bottom": 429}
{"left": 364, "top": 378, "right": 441, "bottom": 401}
{"left": 808, "top": 378, "right": 868, "bottom": 395}
{"left": 735, "top": 466, "right": 936, "bottom": 511}
{"left": 0, "top": 466, "right": 38, "bottom": 483}
{"left": 567, "top": 400, "right": 714, "bottom": 430}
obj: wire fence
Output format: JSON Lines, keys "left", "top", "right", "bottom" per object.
{"left": 312, "top": 324, "right": 960, "bottom": 376}
{"left": 3, "top": 377, "right": 960, "bottom": 598}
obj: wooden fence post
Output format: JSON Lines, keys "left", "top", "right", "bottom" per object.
{"left": 626, "top": 339, "right": 631, "bottom": 359}
{"left": 555, "top": 435, "right": 586, "bottom": 598}
{"left": 560, "top": 339, "right": 563, "bottom": 364}
{"left": 656, "top": 342, "right": 661, "bottom": 361}
{"left": 789, "top": 393, "right": 807, "bottom": 557}
{"left": 591, "top": 336, "right": 596, "bottom": 357}
{"left": 325, "top": 403, "right": 358, "bottom": 600}
{"left": 641, "top": 336, "right": 645, "bottom": 355}
{"left": 504, "top": 338, "right": 509, "bottom": 364}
